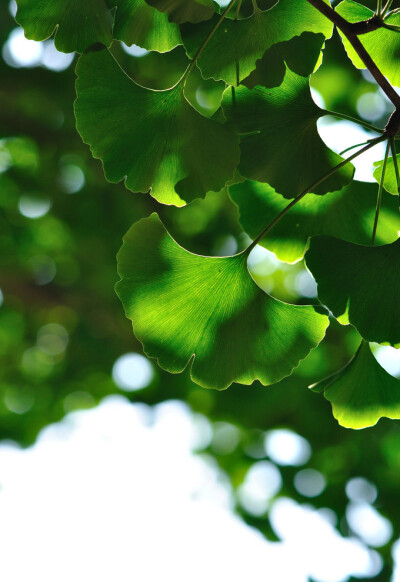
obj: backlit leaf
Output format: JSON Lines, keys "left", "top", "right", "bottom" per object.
{"left": 145, "top": 0, "right": 214, "bottom": 24}
{"left": 373, "top": 154, "right": 400, "bottom": 195}
{"left": 223, "top": 69, "right": 354, "bottom": 198}
{"left": 15, "top": 0, "right": 112, "bottom": 53}
{"left": 306, "top": 236, "right": 400, "bottom": 346}
{"left": 181, "top": 0, "right": 333, "bottom": 85}
{"left": 112, "top": 0, "right": 182, "bottom": 52}
{"left": 75, "top": 49, "right": 240, "bottom": 206}
{"left": 337, "top": 0, "right": 400, "bottom": 87}
{"left": 230, "top": 180, "right": 400, "bottom": 262}
{"left": 116, "top": 214, "right": 329, "bottom": 389}
{"left": 311, "top": 342, "right": 400, "bottom": 429}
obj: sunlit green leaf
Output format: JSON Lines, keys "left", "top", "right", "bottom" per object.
{"left": 75, "top": 49, "right": 239, "bottom": 206}
{"left": 306, "top": 236, "right": 400, "bottom": 345}
{"left": 373, "top": 154, "right": 400, "bottom": 195}
{"left": 230, "top": 180, "right": 400, "bottom": 262}
{"left": 145, "top": 0, "right": 214, "bottom": 23}
{"left": 311, "top": 342, "right": 400, "bottom": 429}
{"left": 116, "top": 213, "right": 329, "bottom": 389}
{"left": 337, "top": 0, "right": 400, "bottom": 87}
{"left": 15, "top": 0, "right": 112, "bottom": 53}
{"left": 223, "top": 69, "right": 354, "bottom": 198}
{"left": 181, "top": 0, "right": 333, "bottom": 85}
{"left": 112, "top": 0, "right": 182, "bottom": 52}
{"left": 242, "top": 32, "right": 326, "bottom": 89}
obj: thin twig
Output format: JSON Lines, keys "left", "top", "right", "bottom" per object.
{"left": 371, "top": 139, "right": 391, "bottom": 245}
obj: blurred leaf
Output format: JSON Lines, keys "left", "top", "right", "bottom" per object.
{"left": 181, "top": 0, "right": 332, "bottom": 85}
{"left": 311, "top": 342, "right": 400, "bottom": 429}
{"left": 222, "top": 69, "right": 354, "bottom": 198}
{"left": 75, "top": 49, "right": 240, "bottom": 206}
{"left": 374, "top": 154, "right": 400, "bottom": 195}
{"left": 145, "top": 0, "right": 214, "bottom": 23}
{"left": 112, "top": 0, "right": 182, "bottom": 52}
{"left": 337, "top": 0, "right": 400, "bottom": 87}
{"left": 15, "top": 0, "right": 113, "bottom": 53}
{"left": 116, "top": 213, "right": 329, "bottom": 389}
{"left": 306, "top": 236, "right": 400, "bottom": 345}
{"left": 229, "top": 180, "right": 400, "bottom": 262}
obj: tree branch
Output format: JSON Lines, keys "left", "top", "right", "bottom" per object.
{"left": 306, "top": 0, "right": 400, "bottom": 108}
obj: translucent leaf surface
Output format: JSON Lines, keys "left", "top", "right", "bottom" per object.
{"left": 373, "top": 154, "right": 400, "bottom": 195}
{"left": 116, "top": 214, "right": 329, "bottom": 389}
{"left": 181, "top": 0, "right": 333, "bottom": 85}
{"left": 145, "top": 0, "right": 214, "bottom": 23}
{"left": 15, "top": 0, "right": 112, "bottom": 53}
{"left": 222, "top": 70, "right": 354, "bottom": 198}
{"left": 311, "top": 342, "right": 400, "bottom": 429}
{"left": 113, "top": 0, "right": 182, "bottom": 52}
{"left": 306, "top": 236, "right": 400, "bottom": 346}
{"left": 337, "top": 0, "right": 400, "bottom": 87}
{"left": 75, "top": 49, "right": 240, "bottom": 206}
{"left": 230, "top": 180, "right": 400, "bottom": 262}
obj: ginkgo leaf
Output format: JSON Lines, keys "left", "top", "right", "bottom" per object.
{"left": 230, "top": 180, "right": 400, "bottom": 262}
{"left": 336, "top": 0, "right": 400, "bottom": 87}
{"left": 75, "top": 49, "right": 240, "bottom": 206}
{"left": 311, "top": 342, "right": 400, "bottom": 429}
{"left": 242, "top": 32, "right": 326, "bottom": 90}
{"left": 181, "top": 0, "right": 333, "bottom": 85}
{"left": 305, "top": 236, "right": 400, "bottom": 346}
{"left": 145, "top": 0, "right": 214, "bottom": 24}
{"left": 373, "top": 154, "right": 400, "bottom": 195}
{"left": 115, "top": 213, "right": 329, "bottom": 390}
{"left": 112, "top": 0, "right": 182, "bottom": 52}
{"left": 222, "top": 69, "right": 354, "bottom": 198}
{"left": 15, "top": 0, "right": 112, "bottom": 53}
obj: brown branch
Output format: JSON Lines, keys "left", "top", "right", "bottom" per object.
{"left": 307, "top": 0, "right": 400, "bottom": 108}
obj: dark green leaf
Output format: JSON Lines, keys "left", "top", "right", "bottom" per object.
{"left": 112, "top": 0, "right": 182, "bottom": 52}
{"left": 230, "top": 180, "right": 400, "bottom": 262}
{"left": 242, "top": 32, "right": 326, "bottom": 89}
{"left": 306, "top": 236, "right": 400, "bottom": 346}
{"left": 75, "top": 49, "right": 240, "bottom": 206}
{"left": 145, "top": 0, "right": 214, "bottom": 23}
{"left": 223, "top": 69, "right": 354, "bottom": 198}
{"left": 116, "top": 214, "right": 329, "bottom": 389}
{"left": 15, "top": 0, "right": 112, "bottom": 53}
{"left": 337, "top": 0, "right": 400, "bottom": 87}
{"left": 311, "top": 342, "right": 400, "bottom": 429}
{"left": 181, "top": 0, "right": 333, "bottom": 85}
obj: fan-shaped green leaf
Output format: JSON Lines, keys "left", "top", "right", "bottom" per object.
{"left": 336, "top": 0, "right": 400, "bottom": 87}
{"left": 306, "top": 236, "right": 400, "bottom": 346}
{"left": 230, "top": 180, "right": 400, "bottom": 262}
{"left": 75, "top": 49, "right": 240, "bottom": 206}
{"left": 311, "top": 342, "right": 400, "bottom": 429}
{"left": 112, "top": 0, "right": 181, "bottom": 52}
{"left": 373, "top": 154, "right": 400, "bottom": 195}
{"left": 115, "top": 214, "right": 329, "bottom": 389}
{"left": 15, "top": 0, "right": 112, "bottom": 53}
{"left": 222, "top": 70, "right": 354, "bottom": 198}
{"left": 145, "top": 0, "right": 214, "bottom": 23}
{"left": 242, "top": 32, "right": 326, "bottom": 90}
{"left": 181, "top": 0, "right": 333, "bottom": 85}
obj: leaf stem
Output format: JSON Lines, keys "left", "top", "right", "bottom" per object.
{"left": 382, "top": 0, "right": 394, "bottom": 17}
{"left": 390, "top": 137, "right": 400, "bottom": 207}
{"left": 181, "top": 0, "right": 238, "bottom": 83}
{"left": 371, "top": 139, "right": 391, "bottom": 245}
{"left": 245, "top": 136, "right": 386, "bottom": 254}
{"left": 377, "top": 0, "right": 383, "bottom": 16}
{"left": 324, "top": 110, "right": 383, "bottom": 133}
{"left": 306, "top": 0, "right": 400, "bottom": 107}
{"left": 339, "top": 140, "right": 374, "bottom": 155}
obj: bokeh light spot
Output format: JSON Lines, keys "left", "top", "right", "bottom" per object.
{"left": 18, "top": 195, "right": 51, "bottom": 219}
{"left": 264, "top": 429, "right": 311, "bottom": 466}
{"left": 112, "top": 353, "right": 154, "bottom": 392}
{"left": 294, "top": 468, "right": 326, "bottom": 498}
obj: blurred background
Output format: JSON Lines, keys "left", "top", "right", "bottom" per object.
{"left": 1, "top": 0, "right": 400, "bottom": 579}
